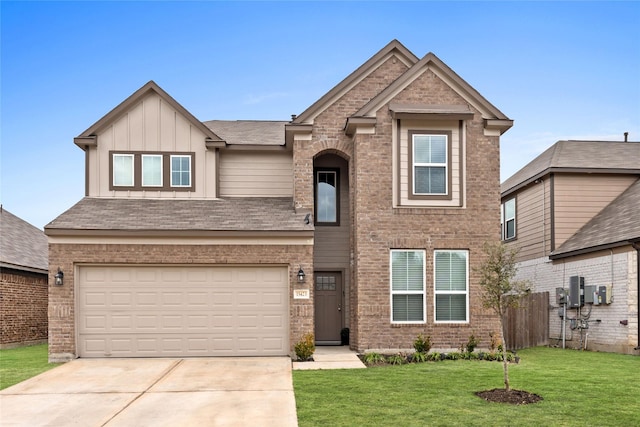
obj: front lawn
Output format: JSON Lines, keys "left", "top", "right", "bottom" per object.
{"left": 0, "top": 344, "right": 61, "bottom": 390}
{"left": 293, "top": 346, "right": 639, "bottom": 426}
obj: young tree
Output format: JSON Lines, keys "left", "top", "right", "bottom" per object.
{"left": 477, "top": 241, "right": 530, "bottom": 391}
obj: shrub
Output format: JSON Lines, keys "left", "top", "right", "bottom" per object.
{"left": 465, "top": 334, "right": 481, "bottom": 353}
{"left": 427, "top": 351, "right": 442, "bottom": 362}
{"left": 412, "top": 351, "right": 428, "bottom": 363}
{"left": 387, "top": 354, "right": 405, "bottom": 365}
{"left": 363, "top": 352, "right": 386, "bottom": 366}
{"left": 489, "top": 332, "right": 501, "bottom": 352}
{"left": 294, "top": 333, "right": 315, "bottom": 361}
{"left": 447, "top": 352, "right": 463, "bottom": 360}
{"left": 413, "top": 334, "right": 432, "bottom": 353}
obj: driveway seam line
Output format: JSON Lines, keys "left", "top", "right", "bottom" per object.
{"left": 100, "top": 359, "right": 183, "bottom": 427}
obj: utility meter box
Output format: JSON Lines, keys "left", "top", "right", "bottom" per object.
{"left": 556, "top": 287, "right": 567, "bottom": 305}
{"left": 584, "top": 285, "right": 597, "bottom": 304}
{"left": 568, "top": 276, "right": 584, "bottom": 308}
{"left": 596, "top": 285, "right": 612, "bottom": 305}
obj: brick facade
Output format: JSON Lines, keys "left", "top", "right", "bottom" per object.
{"left": 48, "top": 243, "right": 313, "bottom": 361}
{"left": 0, "top": 268, "right": 48, "bottom": 348}
{"left": 295, "top": 56, "right": 502, "bottom": 352}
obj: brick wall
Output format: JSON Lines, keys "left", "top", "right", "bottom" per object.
{"left": 48, "top": 243, "right": 313, "bottom": 361}
{"left": 516, "top": 248, "right": 638, "bottom": 354}
{"left": 293, "top": 56, "right": 502, "bottom": 352}
{"left": 0, "top": 268, "right": 48, "bottom": 347}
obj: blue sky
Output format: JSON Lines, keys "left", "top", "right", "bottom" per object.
{"left": 2, "top": 1, "right": 639, "bottom": 229}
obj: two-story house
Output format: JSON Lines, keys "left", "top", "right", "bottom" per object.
{"left": 45, "top": 40, "right": 513, "bottom": 361}
{"left": 501, "top": 140, "right": 640, "bottom": 354}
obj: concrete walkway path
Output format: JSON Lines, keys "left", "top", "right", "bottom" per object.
{"left": 292, "top": 346, "right": 366, "bottom": 370}
{"left": 0, "top": 357, "right": 297, "bottom": 427}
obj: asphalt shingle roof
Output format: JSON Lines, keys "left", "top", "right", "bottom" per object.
{"left": 204, "top": 120, "right": 287, "bottom": 146}
{"left": 551, "top": 178, "right": 640, "bottom": 258}
{"left": 501, "top": 140, "right": 640, "bottom": 195}
{"left": 0, "top": 207, "right": 48, "bottom": 272}
{"left": 45, "top": 197, "right": 312, "bottom": 233}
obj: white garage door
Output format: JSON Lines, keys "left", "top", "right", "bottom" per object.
{"left": 77, "top": 265, "right": 289, "bottom": 357}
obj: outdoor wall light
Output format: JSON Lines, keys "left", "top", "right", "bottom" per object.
{"left": 54, "top": 268, "right": 64, "bottom": 286}
{"left": 297, "top": 266, "right": 306, "bottom": 283}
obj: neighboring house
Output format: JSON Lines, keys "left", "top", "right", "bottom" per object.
{"left": 45, "top": 40, "right": 513, "bottom": 361}
{"left": 0, "top": 207, "right": 49, "bottom": 348}
{"left": 501, "top": 140, "right": 640, "bottom": 354}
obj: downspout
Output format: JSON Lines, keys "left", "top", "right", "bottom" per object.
{"left": 632, "top": 241, "right": 640, "bottom": 350}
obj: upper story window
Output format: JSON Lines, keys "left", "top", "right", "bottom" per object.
{"left": 142, "top": 155, "right": 163, "bottom": 187}
{"left": 412, "top": 133, "right": 447, "bottom": 195}
{"left": 171, "top": 155, "right": 192, "bottom": 187}
{"left": 390, "top": 249, "right": 426, "bottom": 323}
{"left": 315, "top": 168, "right": 339, "bottom": 225}
{"left": 434, "top": 250, "right": 468, "bottom": 323}
{"left": 501, "top": 198, "right": 516, "bottom": 240}
{"left": 407, "top": 130, "right": 453, "bottom": 202}
{"left": 113, "top": 154, "right": 134, "bottom": 187}
{"left": 110, "top": 152, "right": 194, "bottom": 191}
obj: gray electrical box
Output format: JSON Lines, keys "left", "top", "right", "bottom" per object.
{"left": 556, "top": 287, "right": 567, "bottom": 305}
{"left": 584, "top": 285, "right": 597, "bottom": 304}
{"left": 568, "top": 276, "right": 584, "bottom": 308}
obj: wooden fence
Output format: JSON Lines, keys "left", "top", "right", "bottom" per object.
{"left": 504, "top": 292, "right": 549, "bottom": 350}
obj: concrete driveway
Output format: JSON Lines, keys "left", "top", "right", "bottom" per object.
{"left": 0, "top": 357, "right": 297, "bottom": 427}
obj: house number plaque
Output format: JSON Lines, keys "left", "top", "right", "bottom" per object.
{"left": 293, "top": 289, "right": 310, "bottom": 299}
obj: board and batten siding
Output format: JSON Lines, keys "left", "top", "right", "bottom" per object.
{"left": 553, "top": 174, "right": 637, "bottom": 249}
{"left": 88, "top": 92, "right": 216, "bottom": 198}
{"left": 395, "top": 119, "right": 463, "bottom": 207}
{"left": 218, "top": 151, "right": 293, "bottom": 197}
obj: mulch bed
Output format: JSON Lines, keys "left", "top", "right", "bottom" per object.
{"left": 475, "top": 388, "right": 543, "bottom": 405}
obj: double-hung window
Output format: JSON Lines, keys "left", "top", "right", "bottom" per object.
{"left": 390, "top": 250, "right": 426, "bottom": 323}
{"left": 142, "top": 154, "right": 163, "bottom": 187}
{"left": 412, "top": 133, "right": 448, "bottom": 195}
{"left": 171, "top": 155, "right": 191, "bottom": 187}
{"left": 501, "top": 198, "right": 516, "bottom": 240}
{"left": 110, "top": 152, "right": 194, "bottom": 191}
{"left": 113, "top": 154, "right": 134, "bottom": 187}
{"left": 434, "top": 250, "right": 468, "bottom": 323}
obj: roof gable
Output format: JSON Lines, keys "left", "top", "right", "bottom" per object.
{"left": 292, "top": 40, "right": 419, "bottom": 124}
{"left": 353, "top": 52, "right": 511, "bottom": 125}
{"left": 502, "top": 140, "right": 640, "bottom": 196}
{"left": 551, "top": 178, "right": 640, "bottom": 258}
{"left": 75, "top": 81, "right": 223, "bottom": 148}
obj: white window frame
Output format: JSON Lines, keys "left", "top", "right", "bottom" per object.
{"left": 141, "top": 154, "right": 163, "bottom": 187}
{"left": 390, "top": 249, "right": 426, "bottom": 324}
{"left": 112, "top": 153, "right": 134, "bottom": 187}
{"left": 170, "top": 155, "right": 191, "bottom": 187}
{"left": 434, "top": 249, "right": 469, "bottom": 324}
{"left": 412, "top": 134, "right": 448, "bottom": 196}
{"left": 501, "top": 198, "right": 516, "bottom": 240}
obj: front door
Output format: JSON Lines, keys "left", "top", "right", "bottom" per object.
{"left": 314, "top": 272, "right": 343, "bottom": 344}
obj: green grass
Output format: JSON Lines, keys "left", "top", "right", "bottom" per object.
{"left": 0, "top": 344, "right": 61, "bottom": 390}
{"left": 293, "top": 347, "right": 640, "bottom": 426}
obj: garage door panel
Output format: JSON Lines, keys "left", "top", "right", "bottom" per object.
{"left": 78, "top": 266, "right": 289, "bottom": 357}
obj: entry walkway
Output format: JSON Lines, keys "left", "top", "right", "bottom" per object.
{"left": 292, "top": 346, "right": 366, "bottom": 370}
